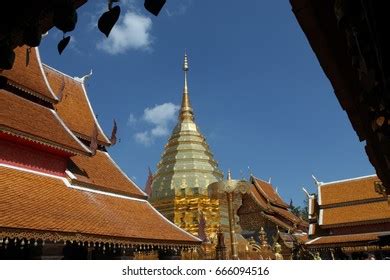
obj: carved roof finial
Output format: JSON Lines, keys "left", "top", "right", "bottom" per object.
{"left": 74, "top": 69, "right": 93, "bottom": 83}
{"left": 312, "top": 174, "right": 323, "bottom": 187}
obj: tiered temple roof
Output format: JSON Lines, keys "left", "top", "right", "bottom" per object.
{"left": 1, "top": 47, "right": 58, "bottom": 102}
{"left": 43, "top": 64, "right": 110, "bottom": 145}
{"left": 1, "top": 89, "right": 89, "bottom": 155}
{"left": 306, "top": 175, "right": 390, "bottom": 253}
{"left": 239, "top": 175, "right": 308, "bottom": 232}
{"left": 0, "top": 46, "right": 200, "bottom": 256}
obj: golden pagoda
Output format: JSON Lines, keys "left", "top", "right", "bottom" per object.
{"left": 149, "top": 53, "right": 224, "bottom": 240}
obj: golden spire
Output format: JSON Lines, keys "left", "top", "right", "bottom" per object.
{"left": 179, "top": 52, "right": 194, "bottom": 121}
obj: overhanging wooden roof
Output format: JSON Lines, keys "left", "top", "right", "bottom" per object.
{"left": 289, "top": 0, "right": 390, "bottom": 193}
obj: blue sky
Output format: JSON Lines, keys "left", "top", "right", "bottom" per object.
{"left": 39, "top": 0, "right": 374, "bottom": 206}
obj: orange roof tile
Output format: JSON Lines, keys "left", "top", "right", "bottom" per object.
{"left": 270, "top": 205, "right": 303, "bottom": 225}
{"left": 248, "top": 183, "right": 307, "bottom": 229}
{"left": 1, "top": 47, "right": 57, "bottom": 102}
{"left": 0, "top": 90, "right": 89, "bottom": 154}
{"left": 321, "top": 201, "right": 390, "bottom": 226}
{"left": 43, "top": 64, "right": 111, "bottom": 145}
{"left": 319, "top": 175, "right": 381, "bottom": 206}
{"left": 262, "top": 213, "right": 292, "bottom": 230}
{"left": 69, "top": 151, "right": 146, "bottom": 199}
{"left": 306, "top": 232, "right": 388, "bottom": 246}
{"left": 0, "top": 166, "right": 199, "bottom": 244}
{"left": 249, "top": 184, "right": 269, "bottom": 209}
{"left": 252, "top": 176, "right": 289, "bottom": 208}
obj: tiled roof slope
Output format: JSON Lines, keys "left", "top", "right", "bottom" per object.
{"left": 306, "top": 232, "right": 388, "bottom": 246}
{"left": 319, "top": 175, "right": 381, "bottom": 205}
{"left": 43, "top": 64, "right": 111, "bottom": 145}
{"left": 317, "top": 175, "right": 390, "bottom": 227}
{"left": 1, "top": 47, "right": 57, "bottom": 102}
{"left": 0, "top": 89, "right": 89, "bottom": 154}
{"left": 321, "top": 201, "right": 390, "bottom": 226}
{"left": 252, "top": 177, "right": 289, "bottom": 208}
{"left": 0, "top": 166, "right": 199, "bottom": 244}
{"left": 249, "top": 176, "right": 307, "bottom": 229}
{"left": 69, "top": 151, "right": 147, "bottom": 199}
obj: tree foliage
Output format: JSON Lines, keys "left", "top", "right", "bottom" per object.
{"left": 289, "top": 198, "right": 308, "bottom": 222}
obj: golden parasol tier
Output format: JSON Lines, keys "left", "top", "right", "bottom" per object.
{"left": 208, "top": 170, "right": 251, "bottom": 260}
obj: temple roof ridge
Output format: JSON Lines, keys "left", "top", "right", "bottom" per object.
{"left": 319, "top": 174, "right": 377, "bottom": 187}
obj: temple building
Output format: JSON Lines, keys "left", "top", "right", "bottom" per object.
{"left": 305, "top": 174, "right": 390, "bottom": 259}
{"left": 148, "top": 54, "right": 224, "bottom": 240}
{"left": 0, "top": 46, "right": 201, "bottom": 260}
{"left": 238, "top": 175, "right": 309, "bottom": 259}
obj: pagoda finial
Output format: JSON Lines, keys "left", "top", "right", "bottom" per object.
{"left": 227, "top": 169, "right": 232, "bottom": 180}
{"left": 179, "top": 51, "right": 194, "bottom": 121}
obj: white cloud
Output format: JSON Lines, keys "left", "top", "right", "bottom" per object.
{"left": 127, "top": 113, "right": 137, "bottom": 126}
{"left": 165, "top": 0, "right": 192, "bottom": 17}
{"left": 97, "top": 11, "right": 152, "bottom": 54}
{"left": 133, "top": 103, "right": 179, "bottom": 146}
{"left": 143, "top": 103, "right": 179, "bottom": 126}
{"left": 134, "top": 131, "right": 152, "bottom": 146}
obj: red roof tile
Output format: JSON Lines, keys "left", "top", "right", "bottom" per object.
{"left": 262, "top": 213, "right": 292, "bottom": 230}
{"left": 319, "top": 175, "right": 381, "bottom": 206}
{"left": 69, "top": 151, "right": 146, "bottom": 199}
{"left": 248, "top": 179, "right": 307, "bottom": 229}
{"left": 252, "top": 176, "right": 289, "bottom": 208}
{"left": 321, "top": 201, "right": 390, "bottom": 226}
{"left": 0, "top": 166, "right": 199, "bottom": 244}
{"left": 43, "top": 64, "right": 110, "bottom": 145}
{"left": 0, "top": 89, "right": 89, "bottom": 154}
{"left": 1, "top": 47, "right": 57, "bottom": 102}
{"left": 270, "top": 205, "right": 302, "bottom": 225}
{"left": 249, "top": 184, "right": 269, "bottom": 209}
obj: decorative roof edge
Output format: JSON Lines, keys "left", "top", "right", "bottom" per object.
{"left": 51, "top": 109, "right": 91, "bottom": 154}
{"left": 0, "top": 127, "right": 87, "bottom": 156}
{"left": 80, "top": 82, "right": 111, "bottom": 144}
{"left": 320, "top": 174, "right": 377, "bottom": 186}
{"left": 148, "top": 200, "right": 202, "bottom": 243}
{"left": 0, "top": 163, "right": 66, "bottom": 180}
{"left": 42, "top": 63, "right": 111, "bottom": 145}
{"left": 103, "top": 151, "right": 148, "bottom": 197}
{"left": 35, "top": 48, "right": 59, "bottom": 102}
{"left": 251, "top": 175, "right": 289, "bottom": 208}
